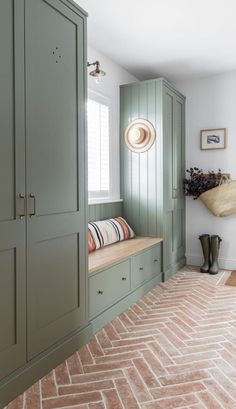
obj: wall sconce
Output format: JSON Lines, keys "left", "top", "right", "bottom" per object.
{"left": 87, "top": 60, "right": 106, "bottom": 84}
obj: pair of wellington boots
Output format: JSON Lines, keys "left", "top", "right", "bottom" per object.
{"left": 199, "top": 234, "right": 222, "bottom": 274}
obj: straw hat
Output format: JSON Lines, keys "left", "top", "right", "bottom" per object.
{"left": 124, "top": 119, "right": 156, "bottom": 153}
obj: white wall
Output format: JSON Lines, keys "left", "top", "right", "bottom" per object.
{"left": 87, "top": 46, "right": 137, "bottom": 202}
{"left": 175, "top": 71, "right": 236, "bottom": 270}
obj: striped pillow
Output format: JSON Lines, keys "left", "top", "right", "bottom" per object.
{"left": 88, "top": 217, "right": 135, "bottom": 253}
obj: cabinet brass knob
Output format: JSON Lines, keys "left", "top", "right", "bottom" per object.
{"left": 98, "top": 290, "right": 103, "bottom": 295}
{"left": 154, "top": 259, "right": 158, "bottom": 262}
{"left": 139, "top": 267, "right": 143, "bottom": 271}
{"left": 122, "top": 277, "right": 127, "bottom": 281}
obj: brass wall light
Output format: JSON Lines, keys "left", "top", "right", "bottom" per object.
{"left": 87, "top": 60, "right": 106, "bottom": 84}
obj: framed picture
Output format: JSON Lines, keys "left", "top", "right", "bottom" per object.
{"left": 200, "top": 128, "right": 227, "bottom": 150}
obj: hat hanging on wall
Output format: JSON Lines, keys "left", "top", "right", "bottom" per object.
{"left": 124, "top": 118, "right": 156, "bottom": 153}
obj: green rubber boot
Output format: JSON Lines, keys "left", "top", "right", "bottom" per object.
{"left": 199, "top": 234, "right": 211, "bottom": 273}
{"left": 209, "top": 235, "right": 222, "bottom": 275}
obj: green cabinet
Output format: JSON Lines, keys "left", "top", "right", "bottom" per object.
{"left": 163, "top": 87, "right": 185, "bottom": 278}
{"left": 25, "top": 0, "right": 87, "bottom": 360}
{"left": 89, "top": 261, "right": 131, "bottom": 318}
{"left": 0, "top": 0, "right": 88, "bottom": 401}
{"left": 0, "top": 0, "right": 26, "bottom": 381}
{"left": 89, "top": 243, "right": 162, "bottom": 320}
{"left": 120, "top": 79, "right": 186, "bottom": 280}
{"left": 131, "top": 244, "right": 161, "bottom": 288}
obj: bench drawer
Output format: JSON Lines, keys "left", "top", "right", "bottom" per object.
{"left": 150, "top": 244, "right": 162, "bottom": 275}
{"left": 89, "top": 260, "right": 130, "bottom": 317}
{"left": 131, "top": 244, "right": 161, "bottom": 288}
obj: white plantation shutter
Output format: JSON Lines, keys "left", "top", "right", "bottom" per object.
{"left": 87, "top": 94, "right": 110, "bottom": 199}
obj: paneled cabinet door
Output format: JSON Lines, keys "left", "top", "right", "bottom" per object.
{"left": 163, "top": 87, "right": 175, "bottom": 272}
{"left": 25, "top": 0, "right": 87, "bottom": 359}
{"left": 0, "top": 0, "right": 26, "bottom": 379}
{"left": 173, "top": 95, "right": 185, "bottom": 200}
{"left": 163, "top": 87, "right": 185, "bottom": 273}
{"left": 173, "top": 95, "right": 186, "bottom": 263}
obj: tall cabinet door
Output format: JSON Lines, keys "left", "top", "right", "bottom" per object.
{"left": 25, "top": 0, "right": 87, "bottom": 359}
{"left": 163, "top": 87, "right": 175, "bottom": 273}
{"left": 163, "top": 86, "right": 185, "bottom": 275}
{"left": 172, "top": 95, "right": 186, "bottom": 264}
{"left": 0, "top": 0, "right": 26, "bottom": 378}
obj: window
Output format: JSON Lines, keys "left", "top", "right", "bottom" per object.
{"left": 87, "top": 91, "right": 110, "bottom": 201}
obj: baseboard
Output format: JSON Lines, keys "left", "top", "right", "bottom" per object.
{"left": 0, "top": 323, "right": 92, "bottom": 408}
{"left": 187, "top": 254, "right": 236, "bottom": 271}
{"left": 90, "top": 273, "right": 163, "bottom": 334}
{"left": 164, "top": 257, "right": 186, "bottom": 281}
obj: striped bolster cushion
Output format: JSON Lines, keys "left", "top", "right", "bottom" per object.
{"left": 88, "top": 217, "right": 135, "bottom": 253}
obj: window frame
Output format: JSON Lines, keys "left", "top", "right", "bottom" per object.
{"left": 87, "top": 90, "right": 112, "bottom": 203}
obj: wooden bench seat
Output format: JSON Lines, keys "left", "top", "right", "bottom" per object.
{"left": 89, "top": 236, "right": 163, "bottom": 273}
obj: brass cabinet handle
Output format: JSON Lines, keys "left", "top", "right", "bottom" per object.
{"left": 139, "top": 267, "right": 144, "bottom": 271}
{"left": 98, "top": 290, "right": 103, "bottom": 295}
{"left": 29, "top": 193, "right": 36, "bottom": 217}
{"left": 122, "top": 277, "right": 127, "bottom": 281}
{"left": 19, "top": 194, "right": 26, "bottom": 219}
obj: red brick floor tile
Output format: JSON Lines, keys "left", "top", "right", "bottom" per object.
{"left": 159, "top": 370, "right": 210, "bottom": 386}
{"left": 88, "top": 403, "right": 105, "bottom": 409}
{"left": 124, "top": 366, "right": 152, "bottom": 402}
{"left": 67, "top": 353, "right": 83, "bottom": 376}
{"left": 71, "top": 369, "right": 124, "bottom": 384}
{"left": 88, "top": 337, "right": 104, "bottom": 357}
{"left": 102, "top": 389, "right": 123, "bottom": 409}
{"left": 198, "top": 390, "right": 225, "bottom": 409}
{"left": 78, "top": 345, "right": 94, "bottom": 365}
{"left": 132, "top": 357, "right": 160, "bottom": 388}
{"left": 142, "top": 394, "right": 199, "bottom": 408}
{"left": 115, "top": 378, "right": 139, "bottom": 409}
{"left": 42, "top": 392, "right": 101, "bottom": 409}
{"left": 25, "top": 383, "right": 41, "bottom": 409}
{"left": 151, "top": 381, "right": 205, "bottom": 399}
{"left": 54, "top": 362, "right": 70, "bottom": 385}
{"left": 58, "top": 380, "right": 114, "bottom": 395}
{"left": 96, "top": 330, "right": 112, "bottom": 349}
{"left": 103, "top": 343, "right": 147, "bottom": 355}
{"left": 166, "top": 360, "right": 215, "bottom": 374}
{"left": 41, "top": 371, "right": 57, "bottom": 399}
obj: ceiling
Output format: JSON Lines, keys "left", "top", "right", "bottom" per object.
{"left": 76, "top": 0, "right": 236, "bottom": 81}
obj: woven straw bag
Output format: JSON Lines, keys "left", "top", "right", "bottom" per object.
{"left": 200, "top": 175, "right": 236, "bottom": 217}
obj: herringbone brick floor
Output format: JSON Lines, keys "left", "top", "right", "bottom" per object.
{"left": 6, "top": 266, "right": 236, "bottom": 409}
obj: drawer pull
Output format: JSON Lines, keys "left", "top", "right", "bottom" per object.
{"left": 122, "top": 277, "right": 127, "bottom": 281}
{"left": 154, "top": 259, "right": 159, "bottom": 262}
{"left": 97, "top": 290, "right": 103, "bottom": 295}
{"left": 139, "top": 267, "right": 144, "bottom": 271}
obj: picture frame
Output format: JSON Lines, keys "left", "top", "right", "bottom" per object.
{"left": 200, "top": 128, "right": 227, "bottom": 150}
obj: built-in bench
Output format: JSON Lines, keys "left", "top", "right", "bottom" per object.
{"left": 88, "top": 237, "right": 163, "bottom": 332}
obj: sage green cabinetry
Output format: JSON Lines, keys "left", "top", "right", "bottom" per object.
{"left": 0, "top": 0, "right": 88, "bottom": 405}
{"left": 89, "top": 261, "right": 130, "bottom": 318}
{"left": 89, "top": 243, "right": 161, "bottom": 319}
{"left": 0, "top": 0, "right": 26, "bottom": 381}
{"left": 131, "top": 245, "right": 161, "bottom": 288}
{"left": 120, "top": 79, "right": 186, "bottom": 280}
{"left": 25, "top": 0, "right": 87, "bottom": 360}
{"left": 163, "top": 87, "right": 185, "bottom": 277}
